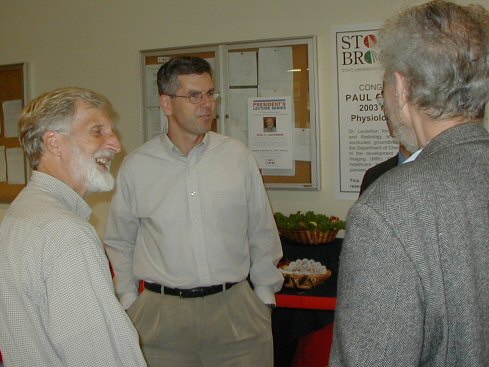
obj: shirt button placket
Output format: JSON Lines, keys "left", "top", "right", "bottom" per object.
{"left": 187, "top": 165, "right": 211, "bottom": 283}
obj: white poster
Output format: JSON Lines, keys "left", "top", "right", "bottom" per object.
{"left": 334, "top": 24, "right": 398, "bottom": 199}
{"left": 248, "top": 97, "right": 294, "bottom": 171}
{"left": 258, "top": 47, "right": 293, "bottom": 97}
{"left": 2, "top": 100, "right": 23, "bottom": 138}
{"left": 229, "top": 51, "right": 257, "bottom": 86}
{"left": 6, "top": 147, "right": 26, "bottom": 185}
{"left": 0, "top": 146, "right": 6, "bottom": 182}
{"left": 145, "top": 64, "right": 162, "bottom": 107}
{"left": 227, "top": 88, "right": 257, "bottom": 146}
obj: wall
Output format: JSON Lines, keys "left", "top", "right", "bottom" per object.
{"left": 0, "top": 0, "right": 482, "bottom": 234}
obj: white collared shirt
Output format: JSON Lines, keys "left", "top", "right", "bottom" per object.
{"left": 403, "top": 148, "right": 423, "bottom": 164}
{"left": 105, "top": 132, "right": 284, "bottom": 309}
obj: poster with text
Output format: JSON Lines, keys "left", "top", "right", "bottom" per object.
{"left": 248, "top": 97, "right": 294, "bottom": 172}
{"left": 334, "top": 24, "right": 398, "bottom": 199}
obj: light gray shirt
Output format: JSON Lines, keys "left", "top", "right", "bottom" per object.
{"left": 0, "top": 171, "right": 146, "bottom": 367}
{"left": 105, "top": 132, "right": 283, "bottom": 309}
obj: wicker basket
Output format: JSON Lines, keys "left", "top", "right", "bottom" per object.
{"left": 280, "top": 229, "right": 338, "bottom": 245}
{"left": 280, "top": 267, "right": 332, "bottom": 290}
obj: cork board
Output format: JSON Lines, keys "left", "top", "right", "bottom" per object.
{"left": 0, "top": 63, "right": 28, "bottom": 203}
{"left": 141, "top": 37, "right": 319, "bottom": 189}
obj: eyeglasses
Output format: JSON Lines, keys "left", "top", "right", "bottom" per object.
{"left": 169, "top": 90, "right": 220, "bottom": 104}
{"left": 376, "top": 94, "right": 384, "bottom": 109}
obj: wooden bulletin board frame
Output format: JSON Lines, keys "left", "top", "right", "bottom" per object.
{"left": 0, "top": 63, "right": 29, "bottom": 203}
{"left": 140, "top": 37, "right": 320, "bottom": 190}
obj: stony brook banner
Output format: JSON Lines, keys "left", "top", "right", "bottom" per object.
{"left": 333, "top": 23, "right": 398, "bottom": 199}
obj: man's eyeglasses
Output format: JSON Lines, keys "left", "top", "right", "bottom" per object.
{"left": 376, "top": 94, "right": 384, "bottom": 109}
{"left": 169, "top": 90, "right": 220, "bottom": 104}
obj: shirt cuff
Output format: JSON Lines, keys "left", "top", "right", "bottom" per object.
{"left": 254, "top": 285, "right": 276, "bottom": 305}
{"left": 120, "top": 292, "right": 139, "bottom": 310}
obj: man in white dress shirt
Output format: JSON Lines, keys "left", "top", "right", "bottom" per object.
{"left": 105, "top": 56, "right": 283, "bottom": 366}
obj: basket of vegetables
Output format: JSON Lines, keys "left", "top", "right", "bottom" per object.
{"left": 274, "top": 211, "right": 346, "bottom": 245}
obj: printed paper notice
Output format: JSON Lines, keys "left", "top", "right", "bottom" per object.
{"left": 248, "top": 97, "right": 294, "bottom": 171}
{"left": 293, "top": 128, "right": 311, "bottom": 161}
{"left": 6, "top": 147, "right": 26, "bottom": 185}
{"left": 145, "top": 106, "right": 166, "bottom": 140}
{"left": 0, "top": 146, "right": 6, "bottom": 182}
{"left": 2, "top": 100, "right": 22, "bottom": 138}
{"left": 227, "top": 88, "right": 257, "bottom": 145}
{"left": 258, "top": 47, "right": 293, "bottom": 97}
{"left": 145, "top": 64, "right": 162, "bottom": 107}
{"left": 229, "top": 51, "right": 257, "bottom": 86}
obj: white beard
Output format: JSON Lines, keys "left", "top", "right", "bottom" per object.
{"left": 69, "top": 143, "right": 115, "bottom": 193}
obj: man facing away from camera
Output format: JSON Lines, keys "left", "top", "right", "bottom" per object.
{"left": 0, "top": 87, "right": 147, "bottom": 366}
{"left": 330, "top": 1, "right": 489, "bottom": 366}
{"left": 104, "top": 56, "right": 283, "bottom": 366}
{"left": 359, "top": 87, "right": 411, "bottom": 195}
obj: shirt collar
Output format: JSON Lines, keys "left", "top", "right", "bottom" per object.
{"left": 30, "top": 170, "right": 92, "bottom": 220}
{"left": 397, "top": 150, "right": 409, "bottom": 165}
{"left": 161, "top": 133, "right": 209, "bottom": 158}
{"left": 402, "top": 148, "right": 423, "bottom": 164}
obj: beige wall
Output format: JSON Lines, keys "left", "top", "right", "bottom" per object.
{"left": 0, "top": 0, "right": 483, "bottom": 234}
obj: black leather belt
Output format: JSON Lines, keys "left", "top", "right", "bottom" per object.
{"left": 144, "top": 281, "right": 238, "bottom": 298}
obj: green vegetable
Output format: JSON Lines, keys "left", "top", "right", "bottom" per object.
{"left": 274, "top": 211, "right": 346, "bottom": 232}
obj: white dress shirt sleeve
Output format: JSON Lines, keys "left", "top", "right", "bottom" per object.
{"left": 104, "top": 168, "right": 141, "bottom": 309}
{"left": 245, "top": 151, "right": 284, "bottom": 305}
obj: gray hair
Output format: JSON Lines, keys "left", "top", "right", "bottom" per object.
{"left": 19, "top": 87, "right": 118, "bottom": 169}
{"left": 378, "top": 0, "right": 489, "bottom": 120}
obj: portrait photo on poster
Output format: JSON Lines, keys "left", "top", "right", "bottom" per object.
{"left": 263, "top": 116, "right": 277, "bottom": 132}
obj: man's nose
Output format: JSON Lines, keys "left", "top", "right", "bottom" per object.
{"left": 106, "top": 131, "right": 121, "bottom": 153}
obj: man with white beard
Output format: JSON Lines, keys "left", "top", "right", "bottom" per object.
{"left": 0, "top": 87, "right": 147, "bottom": 367}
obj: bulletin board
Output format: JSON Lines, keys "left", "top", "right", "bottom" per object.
{"left": 140, "top": 37, "right": 319, "bottom": 190}
{"left": 0, "top": 63, "right": 28, "bottom": 203}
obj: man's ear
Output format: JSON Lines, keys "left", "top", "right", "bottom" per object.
{"left": 393, "top": 71, "right": 408, "bottom": 107}
{"left": 160, "top": 95, "right": 172, "bottom": 116}
{"left": 43, "top": 131, "right": 62, "bottom": 155}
